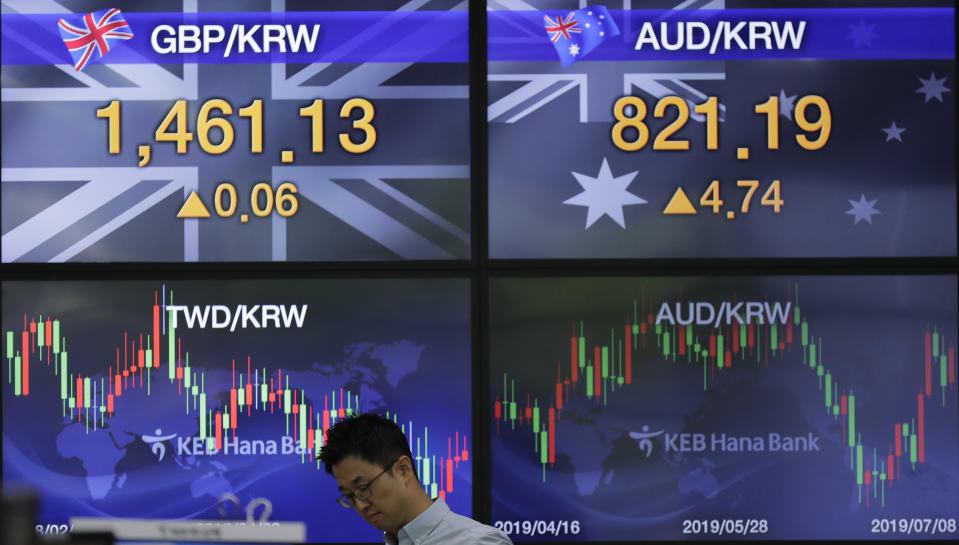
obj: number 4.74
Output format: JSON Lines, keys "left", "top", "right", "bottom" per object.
{"left": 700, "top": 180, "right": 783, "bottom": 214}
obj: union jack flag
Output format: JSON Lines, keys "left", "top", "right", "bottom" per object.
{"left": 57, "top": 8, "right": 134, "bottom": 72}
{"left": 544, "top": 12, "right": 581, "bottom": 43}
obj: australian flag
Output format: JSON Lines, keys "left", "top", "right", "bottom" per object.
{"left": 57, "top": 8, "right": 133, "bottom": 71}
{"left": 543, "top": 6, "right": 619, "bottom": 68}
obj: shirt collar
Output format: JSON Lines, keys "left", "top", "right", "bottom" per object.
{"left": 384, "top": 497, "right": 449, "bottom": 545}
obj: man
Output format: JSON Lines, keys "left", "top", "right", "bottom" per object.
{"left": 319, "top": 413, "right": 513, "bottom": 545}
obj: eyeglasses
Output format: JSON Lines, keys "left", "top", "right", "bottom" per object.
{"left": 336, "top": 458, "right": 399, "bottom": 508}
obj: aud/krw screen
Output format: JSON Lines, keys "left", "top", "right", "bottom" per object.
{"left": 489, "top": 275, "right": 958, "bottom": 541}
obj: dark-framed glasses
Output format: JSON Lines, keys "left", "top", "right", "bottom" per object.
{"left": 337, "top": 458, "right": 399, "bottom": 508}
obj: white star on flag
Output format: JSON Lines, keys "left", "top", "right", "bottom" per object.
{"left": 779, "top": 90, "right": 797, "bottom": 120}
{"left": 916, "top": 72, "right": 951, "bottom": 103}
{"left": 847, "top": 19, "right": 877, "bottom": 47}
{"left": 845, "top": 194, "right": 881, "bottom": 225}
{"left": 882, "top": 121, "right": 906, "bottom": 142}
{"left": 564, "top": 158, "right": 647, "bottom": 229}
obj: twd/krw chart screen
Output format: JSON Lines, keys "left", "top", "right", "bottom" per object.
{"left": 489, "top": 275, "right": 958, "bottom": 541}
{"left": 2, "top": 278, "right": 472, "bottom": 543}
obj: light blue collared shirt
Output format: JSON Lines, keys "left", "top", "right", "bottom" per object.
{"left": 384, "top": 498, "right": 512, "bottom": 545}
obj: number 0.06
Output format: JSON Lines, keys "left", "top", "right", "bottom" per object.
{"left": 215, "top": 182, "right": 299, "bottom": 218}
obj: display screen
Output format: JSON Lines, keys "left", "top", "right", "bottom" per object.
{"left": 489, "top": 275, "right": 958, "bottom": 540}
{"left": 110, "top": 537, "right": 298, "bottom": 545}
{"left": 487, "top": 0, "right": 956, "bottom": 258}
{"left": 2, "top": 278, "right": 472, "bottom": 543}
{"left": 1, "top": 0, "right": 470, "bottom": 262}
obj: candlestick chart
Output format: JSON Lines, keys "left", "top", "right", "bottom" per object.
{"left": 489, "top": 275, "right": 958, "bottom": 541}
{"left": 2, "top": 278, "right": 472, "bottom": 543}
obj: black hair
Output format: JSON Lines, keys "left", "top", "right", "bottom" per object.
{"left": 319, "top": 413, "right": 418, "bottom": 481}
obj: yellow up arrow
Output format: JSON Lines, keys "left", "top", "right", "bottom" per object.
{"left": 663, "top": 187, "right": 697, "bottom": 215}
{"left": 176, "top": 191, "right": 211, "bottom": 218}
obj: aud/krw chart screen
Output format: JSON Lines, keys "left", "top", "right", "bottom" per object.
{"left": 489, "top": 275, "right": 958, "bottom": 541}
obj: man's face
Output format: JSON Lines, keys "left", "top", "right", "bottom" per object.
{"left": 332, "top": 455, "right": 409, "bottom": 534}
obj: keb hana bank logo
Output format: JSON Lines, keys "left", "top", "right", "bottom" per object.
{"left": 142, "top": 428, "right": 312, "bottom": 462}
{"left": 57, "top": 8, "right": 134, "bottom": 71}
